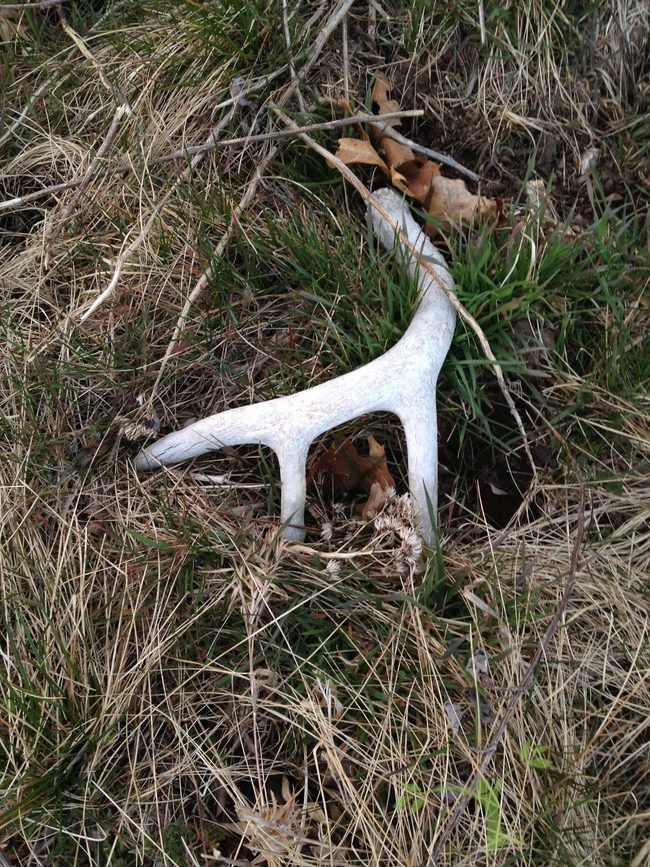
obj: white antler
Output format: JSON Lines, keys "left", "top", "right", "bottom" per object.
{"left": 135, "top": 188, "right": 456, "bottom": 542}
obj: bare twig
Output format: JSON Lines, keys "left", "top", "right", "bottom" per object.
{"left": 74, "top": 0, "right": 354, "bottom": 323}
{"left": 1, "top": 0, "right": 64, "bottom": 8}
{"left": 45, "top": 104, "right": 132, "bottom": 247}
{"left": 282, "top": 0, "right": 305, "bottom": 112}
{"left": 341, "top": 14, "right": 350, "bottom": 104}
{"left": 59, "top": 15, "right": 126, "bottom": 101}
{"left": 367, "top": 121, "right": 481, "bottom": 182}
{"left": 0, "top": 3, "right": 119, "bottom": 147}
{"left": 295, "top": 0, "right": 355, "bottom": 82}
{"left": 146, "top": 0, "right": 357, "bottom": 398}
{"left": 367, "top": 0, "right": 377, "bottom": 42}
{"left": 426, "top": 413, "right": 586, "bottom": 865}
{"left": 0, "top": 109, "right": 423, "bottom": 215}
{"left": 185, "top": 109, "right": 422, "bottom": 154}
{"left": 74, "top": 106, "right": 236, "bottom": 323}
{"left": 21, "top": 0, "right": 357, "bottom": 362}
{"left": 275, "top": 107, "right": 537, "bottom": 479}
{"left": 149, "top": 146, "right": 278, "bottom": 402}
{"left": 478, "top": 0, "right": 487, "bottom": 45}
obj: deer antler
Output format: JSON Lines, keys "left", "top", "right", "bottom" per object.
{"left": 135, "top": 188, "right": 456, "bottom": 542}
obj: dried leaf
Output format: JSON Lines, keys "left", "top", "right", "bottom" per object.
{"left": 365, "top": 435, "right": 395, "bottom": 490}
{"left": 328, "top": 74, "right": 495, "bottom": 233}
{"left": 389, "top": 167, "right": 410, "bottom": 193}
{"left": 358, "top": 480, "right": 390, "bottom": 519}
{"left": 336, "top": 97, "right": 370, "bottom": 138}
{"left": 308, "top": 435, "right": 395, "bottom": 518}
{"left": 396, "top": 157, "right": 441, "bottom": 203}
{"left": 336, "top": 96, "right": 354, "bottom": 115}
{"left": 426, "top": 176, "right": 497, "bottom": 228}
{"left": 371, "top": 73, "right": 403, "bottom": 126}
{"left": 332, "top": 137, "right": 387, "bottom": 171}
{"left": 380, "top": 136, "right": 415, "bottom": 169}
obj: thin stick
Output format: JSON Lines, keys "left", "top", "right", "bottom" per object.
{"left": 0, "top": 110, "right": 423, "bottom": 215}
{"left": 76, "top": 0, "right": 355, "bottom": 323}
{"left": 59, "top": 16, "right": 123, "bottom": 100}
{"left": 149, "top": 146, "right": 278, "bottom": 401}
{"left": 184, "top": 109, "right": 422, "bottom": 154}
{"left": 341, "top": 14, "right": 350, "bottom": 104}
{"left": 426, "top": 417, "right": 586, "bottom": 864}
{"left": 478, "top": 0, "right": 487, "bottom": 45}
{"left": 275, "top": 108, "right": 537, "bottom": 479}
{"left": 45, "top": 104, "right": 132, "bottom": 246}
{"left": 282, "top": 0, "right": 305, "bottom": 113}
{"left": 367, "top": 121, "right": 481, "bottom": 182}
{"left": 294, "top": 0, "right": 355, "bottom": 82}
{"left": 1, "top": 0, "right": 64, "bottom": 8}
{"left": 75, "top": 104, "right": 236, "bottom": 324}
{"left": 0, "top": 3, "right": 120, "bottom": 147}
{"left": 145, "top": 0, "right": 357, "bottom": 397}
{"left": 367, "top": 0, "right": 377, "bottom": 42}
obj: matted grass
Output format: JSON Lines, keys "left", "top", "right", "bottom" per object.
{"left": 0, "top": 1, "right": 648, "bottom": 865}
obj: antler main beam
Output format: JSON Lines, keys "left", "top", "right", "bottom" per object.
{"left": 135, "top": 188, "right": 456, "bottom": 542}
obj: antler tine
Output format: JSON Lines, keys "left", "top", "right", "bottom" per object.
{"left": 135, "top": 188, "right": 456, "bottom": 542}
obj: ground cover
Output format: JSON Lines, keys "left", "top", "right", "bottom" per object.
{"left": 0, "top": 1, "right": 648, "bottom": 864}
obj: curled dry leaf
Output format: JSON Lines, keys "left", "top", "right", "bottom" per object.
{"left": 361, "top": 480, "right": 390, "bottom": 519}
{"left": 307, "top": 434, "right": 395, "bottom": 519}
{"left": 333, "top": 73, "right": 497, "bottom": 230}
{"left": 371, "top": 72, "right": 403, "bottom": 126}
{"left": 331, "top": 137, "right": 387, "bottom": 171}
{"left": 396, "top": 157, "right": 441, "bottom": 200}
{"left": 426, "top": 176, "right": 497, "bottom": 227}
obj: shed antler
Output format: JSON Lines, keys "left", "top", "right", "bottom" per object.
{"left": 135, "top": 188, "right": 456, "bottom": 542}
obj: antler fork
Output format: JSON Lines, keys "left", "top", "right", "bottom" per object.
{"left": 135, "top": 188, "right": 456, "bottom": 542}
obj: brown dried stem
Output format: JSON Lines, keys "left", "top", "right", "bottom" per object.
{"left": 148, "top": 146, "right": 278, "bottom": 402}
{"left": 0, "top": 3, "right": 120, "bottom": 147}
{"left": 45, "top": 104, "right": 132, "bottom": 248}
{"left": 74, "top": 0, "right": 355, "bottom": 324}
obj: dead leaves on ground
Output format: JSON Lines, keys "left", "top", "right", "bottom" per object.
{"left": 307, "top": 434, "right": 395, "bottom": 519}
{"left": 333, "top": 72, "right": 499, "bottom": 232}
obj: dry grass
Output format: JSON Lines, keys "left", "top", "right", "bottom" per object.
{"left": 0, "top": 1, "right": 648, "bottom": 865}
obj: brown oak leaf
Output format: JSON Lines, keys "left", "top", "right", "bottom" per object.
{"left": 307, "top": 435, "right": 395, "bottom": 519}
{"left": 333, "top": 138, "right": 388, "bottom": 171}
{"left": 371, "top": 72, "right": 403, "bottom": 127}
{"left": 330, "top": 73, "right": 498, "bottom": 231}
